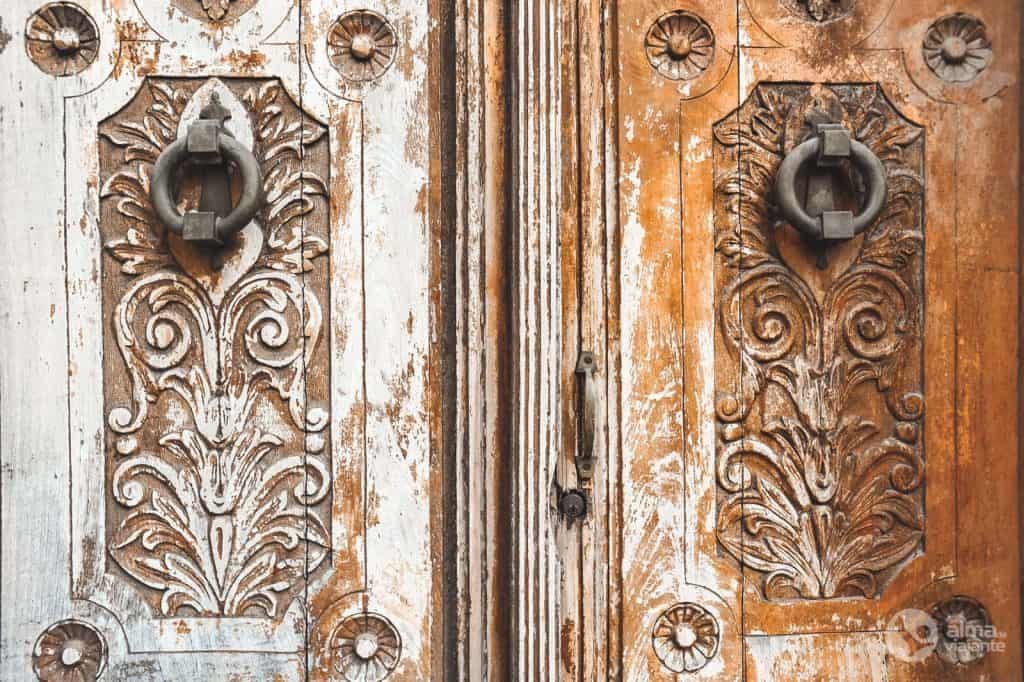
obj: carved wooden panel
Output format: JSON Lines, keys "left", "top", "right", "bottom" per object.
{"left": 713, "top": 83, "right": 925, "bottom": 601}
{"left": 98, "top": 76, "right": 331, "bottom": 618}
{"left": 2, "top": 0, "right": 458, "bottom": 678}
{"left": 568, "top": 0, "right": 1023, "bottom": 679}
{"left": 2, "top": 0, "right": 1022, "bottom": 678}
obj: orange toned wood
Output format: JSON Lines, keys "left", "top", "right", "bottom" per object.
{"left": 569, "top": 0, "right": 1024, "bottom": 679}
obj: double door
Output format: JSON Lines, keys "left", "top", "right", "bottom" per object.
{"left": 0, "top": 0, "right": 1020, "bottom": 680}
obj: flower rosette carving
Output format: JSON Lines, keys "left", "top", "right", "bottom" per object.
{"left": 931, "top": 596, "right": 994, "bottom": 664}
{"left": 713, "top": 84, "right": 925, "bottom": 600}
{"left": 652, "top": 603, "right": 720, "bottom": 673}
{"left": 25, "top": 2, "right": 100, "bottom": 77}
{"left": 32, "top": 620, "right": 107, "bottom": 681}
{"left": 99, "top": 78, "right": 331, "bottom": 617}
{"left": 644, "top": 11, "right": 714, "bottom": 81}
{"left": 922, "top": 13, "right": 992, "bottom": 84}
{"left": 327, "top": 11, "right": 398, "bottom": 83}
{"left": 328, "top": 612, "right": 402, "bottom": 681}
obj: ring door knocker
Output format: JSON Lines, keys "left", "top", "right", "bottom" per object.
{"left": 149, "top": 93, "right": 264, "bottom": 256}
{"left": 775, "top": 122, "right": 888, "bottom": 268}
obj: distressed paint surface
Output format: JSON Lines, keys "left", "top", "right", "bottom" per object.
{"left": 1, "top": 0, "right": 448, "bottom": 678}
{"left": 2, "top": 0, "right": 1023, "bottom": 679}
{"left": 583, "top": 0, "right": 1022, "bottom": 679}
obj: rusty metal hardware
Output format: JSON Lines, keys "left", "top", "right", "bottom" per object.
{"left": 150, "top": 94, "right": 264, "bottom": 247}
{"left": 775, "top": 122, "right": 887, "bottom": 262}
{"left": 558, "top": 489, "right": 588, "bottom": 520}
{"left": 575, "top": 351, "right": 598, "bottom": 481}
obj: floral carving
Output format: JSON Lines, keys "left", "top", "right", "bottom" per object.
{"left": 327, "top": 11, "right": 398, "bottom": 83}
{"left": 99, "top": 78, "right": 331, "bottom": 617}
{"left": 781, "top": 0, "right": 854, "bottom": 23}
{"left": 652, "top": 603, "right": 720, "bottom": 673}
{"left": 923, "top": 13, "right": 992, "bottom": 84}
{"left": 169, "top": 0, "right": 260, "bottom": 24}
{"left": 643, "top": 10, "right": 714, "bottom": 81}
{"left": 328, "top": 612, "right": 402, "bottom": 681}
{"left": 25, "top": 2, "right": 99, "bottom": 77}
{"left": 931, "top": 596, "right": 994, "bottom": 664}
{"left": 713, "top": 84, "right": 925, "bottom": 600}
{"left": 197, "top": 0, "right": 234, "bottom": 21}
{"left": 32, "top": 620, "right": 107, "bottom": 681}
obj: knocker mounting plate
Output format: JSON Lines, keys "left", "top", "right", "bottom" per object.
{"left": 713, "top": 82, "right": 925, "bottom": 602}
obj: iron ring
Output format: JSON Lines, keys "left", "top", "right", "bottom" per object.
{"left": 150, "top": 134, "right": 263, "bottom": 242}
{"left": 775, "top": 137, "right": 888, "bottom": 240}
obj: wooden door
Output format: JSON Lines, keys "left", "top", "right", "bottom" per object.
{"left": 532, "top": 0, "right": 1023, "bottom": 679}
{"left": 3, "top": 0, "right": 1023, "bottom": 680}
{"left": 0, "top": 0, "right": 476, "bottom": 679}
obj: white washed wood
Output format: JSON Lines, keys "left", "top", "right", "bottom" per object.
{"left": 510, "top": 0, "right": 564, "bottom": 679}
{"left": 0, "top": 0, "right": 80, "bottom": 677}
{"left": 301, "top": 0, "right": 438, "bottom": 678}
{"left": 29, "top": 0, "right": 306, "bottom": 676}
{"left": 453, "top": 0, "right": 509, "bottom": 678}
{"left": 2, "top": 0, "right": 445, "bottom": 678}
{"left": 0, "top": 0, "right": 304, "bottom": 678}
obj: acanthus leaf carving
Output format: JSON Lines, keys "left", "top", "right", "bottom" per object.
{"left": 99, "top": 77, "right": 332, "bottom": 618}
{"left": 243, "top": 82, "right": 330, "bottom": 276}
{"left": 713, "top": 83, "right": 925, "bottom": 600}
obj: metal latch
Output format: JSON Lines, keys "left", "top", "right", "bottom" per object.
{"left": 558, "top": 489, "right": 588, "bottom": 520}
{"left": 574, "top": 351, "right": 597, "bottom": 481}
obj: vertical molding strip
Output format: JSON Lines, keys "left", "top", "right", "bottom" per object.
{"left": 453, "top": 0, "right": 511, "bottom": 678}
{"left": 510, "top": 0, "right": 563, "bottom": 679}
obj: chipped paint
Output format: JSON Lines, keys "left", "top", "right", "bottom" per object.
{"left": 0, "top": 17, "right": 11, "bottom": 54}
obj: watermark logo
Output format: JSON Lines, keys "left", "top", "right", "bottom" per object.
{"left": 885, "top": 597, "right": 1005, "bottom": 665}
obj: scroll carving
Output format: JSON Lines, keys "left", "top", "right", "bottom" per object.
{"left": 713, "top": 83, "right": 925, "bottom": 600}
{"left": 98, "top": 78, "right": 331, "bottom": 617}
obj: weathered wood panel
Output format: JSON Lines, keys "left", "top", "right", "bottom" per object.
{"left": 609, "top": 1, "right": 746, "bottom": 678}
{"left": 558, "top": 0, "right": 1023, "bottom": 679}
{"left": 1, "top": 0, "right": 469, "bottom": 678}
{"left": 3, "top": 0, "right": 1022, "bottom": 679}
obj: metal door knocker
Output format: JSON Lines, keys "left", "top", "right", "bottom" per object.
{"left": 150, "top": 93, "right": 264, "bottom": 248}
{"left": 775, "top": 122, "right": 887, "bottom": 267}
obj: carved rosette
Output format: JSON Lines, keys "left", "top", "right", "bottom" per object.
{"left": 25, "top": 2, "right": 99, "bottom": 76}
{"left": 32, "top": 620, "right": 107, "bottom": 681}
{"left": 652, "top": 603, "right": 720, "bottom": 673}
{"left": 713, "top": 83, "right": 925, "bottom": 600}
{"left": 328, "top": 613, "right": 402, "bottom": 681}
{"left": 931, "top": 597, "right": 994, "bottom": 664}
{"left": 643, "top": 11, "right": 714, "bottom": 81}
{"left": 922, "top": 13, "right": 992, "bottom": 84}
{"left": 98, "top": 78, "right": 332, "bottom": 618}
{"left": 327, "top": 10, "right": 398, "bottom": 83}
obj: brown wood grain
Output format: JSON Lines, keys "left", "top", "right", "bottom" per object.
{"left": 573, "top": 0, "right": 1023, "bottom": 679}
